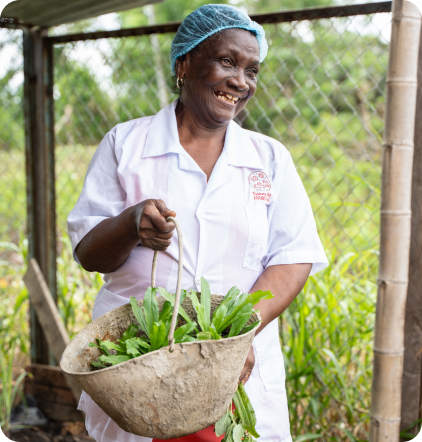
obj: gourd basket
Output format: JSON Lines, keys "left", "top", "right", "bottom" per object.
{"left": 60, "top": 217, "right": 259, "bottom": 439}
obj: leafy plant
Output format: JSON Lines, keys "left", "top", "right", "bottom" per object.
{"left": 0, "top": 341, "right": 31, "bottom": 436}
{"left": 186, "top": 277, "right": 271, "bottom": 340}
{"left": 399, "top": 418, "right": 422, "bottom": 440}
{"left": 90, "top": 278, "right": 272, "bottom": 368}
{"left": 215, "top": 382, "right": 259, "bottom": 442}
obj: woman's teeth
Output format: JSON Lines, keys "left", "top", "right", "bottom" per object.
{"left": 215, "top": 91, "right": 239, "bottom": 105}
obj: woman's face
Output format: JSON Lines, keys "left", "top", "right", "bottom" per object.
{"left": 176, "top": 28, "right": 260, "bottom": 128}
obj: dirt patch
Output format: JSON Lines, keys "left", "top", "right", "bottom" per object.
{"left": 8, "top": 421, "right": 93, "bottom": 442}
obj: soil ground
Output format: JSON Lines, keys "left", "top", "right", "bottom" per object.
{"left": 7, "top": 421, "right": 93, "bottom": 442}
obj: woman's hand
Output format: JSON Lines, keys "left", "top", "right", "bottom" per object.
{"left": 134, "top": 199, "right": 176, "bottom": 251}
{"left": 75, "top": 199, "right": 176, "bottom": 273}
{"left": 239, "top": 346, "right": 255, "bottom": 384}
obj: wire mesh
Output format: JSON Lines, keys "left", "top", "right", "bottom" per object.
{"left": 0, "top": 28, "right": 29, "bottom": 354}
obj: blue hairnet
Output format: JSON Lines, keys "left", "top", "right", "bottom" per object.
{"left": 170, "top": 4, "right": 268, "bottom": 75}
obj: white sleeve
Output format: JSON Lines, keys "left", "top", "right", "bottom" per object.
{"left": 262, "top": 153, "right": 328, "bottom": 275}
{"left": 67, "top": 127, "right": 126, "bottom": 263}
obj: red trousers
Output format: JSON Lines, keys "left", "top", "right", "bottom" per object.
{"left": 153, "top": 425, "right": 223, "bottom": 442}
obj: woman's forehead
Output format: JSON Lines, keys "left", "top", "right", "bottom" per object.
{"left": 206, "top": 29, "right": 260, "bottom": 59}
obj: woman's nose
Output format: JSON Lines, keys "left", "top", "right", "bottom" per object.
{"left": 227, "top": 69, "right": 249, "bottom": 91}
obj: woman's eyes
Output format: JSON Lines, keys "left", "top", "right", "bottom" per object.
{"left": 246, "top": 68, "right": 258, "bottom": 78}
{"left": 220, "top": 58, "right": 258, "bottom": 77}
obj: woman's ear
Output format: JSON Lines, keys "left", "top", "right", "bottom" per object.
{"left": 175, "top": 52, "right": 193, "bottom": 80}
{"left": 175, "top": 56, "right": 186, "bottom": 80}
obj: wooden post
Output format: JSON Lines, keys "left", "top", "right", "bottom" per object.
{"left": 370, "top": 2, "right": 421, "bottom": 441}
{"left": 23, "top": 28, "right": 57, "bottom": 365}
{"left": 400, "top": 24, "right": 422, "bottom": 439}
{"left": 24, "top": 258, "right": 82, "bottom": 403}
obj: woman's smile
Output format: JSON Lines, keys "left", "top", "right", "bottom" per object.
{"left": 214, "top": 90, "right": 241, "bottom": 106}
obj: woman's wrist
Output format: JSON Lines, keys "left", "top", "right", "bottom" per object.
{"left": 123, "top": 204, "right": 145, "bottom": 244}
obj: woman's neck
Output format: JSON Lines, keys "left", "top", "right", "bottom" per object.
{"left": 175, "top": 100, "right": 228, "bottom": 181}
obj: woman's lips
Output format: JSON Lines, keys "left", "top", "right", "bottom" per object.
{"left": 214, "top": 90, "right": 240, "bottom": 106}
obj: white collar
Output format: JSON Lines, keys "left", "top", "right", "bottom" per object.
{"left": 143, "top": 100, "right": 264, "bottom": 171}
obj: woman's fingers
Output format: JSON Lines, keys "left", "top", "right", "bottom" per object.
{"left": 137, "top": 199, "right": 176, "bottom": 251}
{"left": 239, "top": 346, "right": 255, "bottom": 384}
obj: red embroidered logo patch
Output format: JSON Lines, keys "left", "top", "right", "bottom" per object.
{"left": 248, "top": 171, "right": 271, "bottom": 191}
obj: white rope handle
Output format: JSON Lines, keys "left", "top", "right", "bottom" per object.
{"left": 151, "top": 216, "right": 183, "bottom": 352}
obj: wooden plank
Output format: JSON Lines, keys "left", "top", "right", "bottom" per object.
{"left": 400, "top": 24, "right": 422, "bottom": 440}
{"left": 36, "top": 401, "right": 83, "bottom": 422}
{"left": 26, "top": 363, "right": 71, "bottom": 389}
{"left": 25, "top": 382, "right": 76, "bottom": 405}
{"left": 24, "top": 364, "right": 84, "bottom": 422}
{"left": 24, "top": 258, "right": 82, "bottom": 403}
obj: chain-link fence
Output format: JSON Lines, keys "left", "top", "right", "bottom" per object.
{"left": 0, "top": 28, "right": 25, "bottom": 246}
{"left": 0, "top": 7, "right": 392, "bottom": 441}
{"left": 0, "top": 28, "right": 29, "bottom": 356}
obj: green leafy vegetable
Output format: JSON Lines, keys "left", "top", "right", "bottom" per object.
{"left": 215, "top": 410, "right": 232, "bottom": 437}
{"left": 216, "top": 383, "right": 260, "bottom": 442}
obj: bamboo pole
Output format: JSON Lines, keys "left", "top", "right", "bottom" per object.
{"left": 400, "top": 27, "right": 422, "bottom": 437}
{"left": 370, "top": 2, "right": 421, "bottom": 441}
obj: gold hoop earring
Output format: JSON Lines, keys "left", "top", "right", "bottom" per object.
{"left": 176, "top": 77, "right": 184, "bottom": 89}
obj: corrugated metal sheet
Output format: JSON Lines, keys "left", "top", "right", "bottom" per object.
{"left": 2, "top": 0, "right": 163, "bottom": 27}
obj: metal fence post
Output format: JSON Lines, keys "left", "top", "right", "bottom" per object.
{"left": 23, "top": 27, "right": 57, "bottom": 365}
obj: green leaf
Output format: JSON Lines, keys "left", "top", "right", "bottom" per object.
{"left": 150, "top": 321, "right": 167, "bottom": 351}
{"left": 99, "top": 355, "right": 130, "bottom": 366}
{"left": 197, "top": 331, "right": 212, "bottom": 340}
{"left": 233, "top": 383, "right": 258, "bottom": 435}
{"left": 130, "top": 296, "right": 149, "bottom": 337}
{"left": 174, "top": 322, "right": 197, "bottom": 343}
{"left": 90, "top": 361, "right": 108, "bottom": 369}
{"left": 126, "top": 337, "right": 151, "bottom": 350}
{"left": 144, "top": 287, "right": 159, "bottom": 337}
{"left": 180, "top": 289, "right": 188, "bottom": 304}
{"left": 217, "top": 303, "right": 254, "bottom": 334}
{"left": 244, "top": 426, "right": 260, "bottom": 439}
{"left": 223, "top": 424, "right": 235, "bottom": 442}
{"left": 241, "top": 321, "right": 260, "bottom": 335}
{"left": 120, "top": 323, "right": 138, "bottom": 343}
{"left": 232, "top": 424, "right": 245, "bottom": 442}
{"left": 244, "top": 290, "right": 273, "bottom": 306}
{"left": 210, "top": 324, "right": 222, "bottom": 340}
{"left": 157, "top": 287, "right": 195, "bottom": 327}
{"left": 95, "top": 339, "right": 111, "bottom": 356}
{"left": 215, "top": 411, "right": 232, "bottom": 437}
{"left": 159, "top": 300, "right": 173, "bottom": 322}
{"left": 100, "top": 340, "right": 125, "bottom": 353}
{"left": 188, "top": 291, "right": 209, "bottom": 332}
{"left": 228, "top": 310, "right": 253, "bottom": 338}
{"left": 200, "top": 276, "right": 211, "bottom": 327}
{"left": 125, "top": 337, "right": 150, "bottom": 355}
{"left": 126, "top": 347, "right": 141, "bottom": 358}
{"left": 211, "top": 304, "right": 228, "bottom": 331}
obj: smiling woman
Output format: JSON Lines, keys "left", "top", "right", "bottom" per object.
{"left": 68, "top": 4, "right": 328, "bottom": 442}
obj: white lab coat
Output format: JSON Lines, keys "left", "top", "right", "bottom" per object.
{"left": 68, "top": 100, "right": 328, "bottom": 442}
